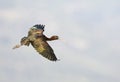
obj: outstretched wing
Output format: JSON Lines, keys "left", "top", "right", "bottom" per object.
{"left": 31, "top": 40, "right": 58, "bottom": 61}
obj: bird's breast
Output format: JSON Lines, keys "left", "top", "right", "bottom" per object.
{"left": 31, "top": 39, "right": 46, "bottom": 53}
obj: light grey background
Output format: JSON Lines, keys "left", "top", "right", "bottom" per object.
{"left": 0, "top": 0, "right": 120, "bottom": 82}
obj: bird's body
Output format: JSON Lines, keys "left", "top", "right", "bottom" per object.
{"left": 13, "top": 24, "right": 59, "bottom": 61}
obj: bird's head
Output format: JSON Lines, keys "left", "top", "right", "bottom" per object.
{"left": 28, "top": 24, "right": 45, "bottom": 35}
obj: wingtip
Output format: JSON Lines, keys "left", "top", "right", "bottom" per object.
{"left": 57, "top": 59, "right": 60, "bottom": 61}
{"left": 52, "top": 59, "right": 60, "bottom": 62}
{"left": 12, "top": 44, "right": 21, "bottom": 49}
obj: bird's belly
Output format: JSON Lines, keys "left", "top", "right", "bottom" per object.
{"left": 32, "top": 39, "right": 45, "bottom": 53}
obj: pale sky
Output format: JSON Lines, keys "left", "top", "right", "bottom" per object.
{"left": 0, "top": 0, "right": 120, "bottom": 82}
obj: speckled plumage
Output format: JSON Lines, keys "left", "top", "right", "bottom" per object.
{"left": 13, "top": 24, "right": 59, "bottom": 61}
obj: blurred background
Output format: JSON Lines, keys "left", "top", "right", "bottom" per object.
{"left": 0, "top": 0, "right": 120, "bottom": 82}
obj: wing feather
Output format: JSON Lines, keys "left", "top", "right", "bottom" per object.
{"left": 31, "top": 40, "right": 57, "bottom": 61}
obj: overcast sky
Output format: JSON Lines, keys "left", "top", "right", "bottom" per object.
{"left": 0, "top": 0, "right": 120, "bottom": 82}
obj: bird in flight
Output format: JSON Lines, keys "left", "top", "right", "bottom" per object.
{"left": 13, "top": 24, "right": 59, "bottom": 61}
